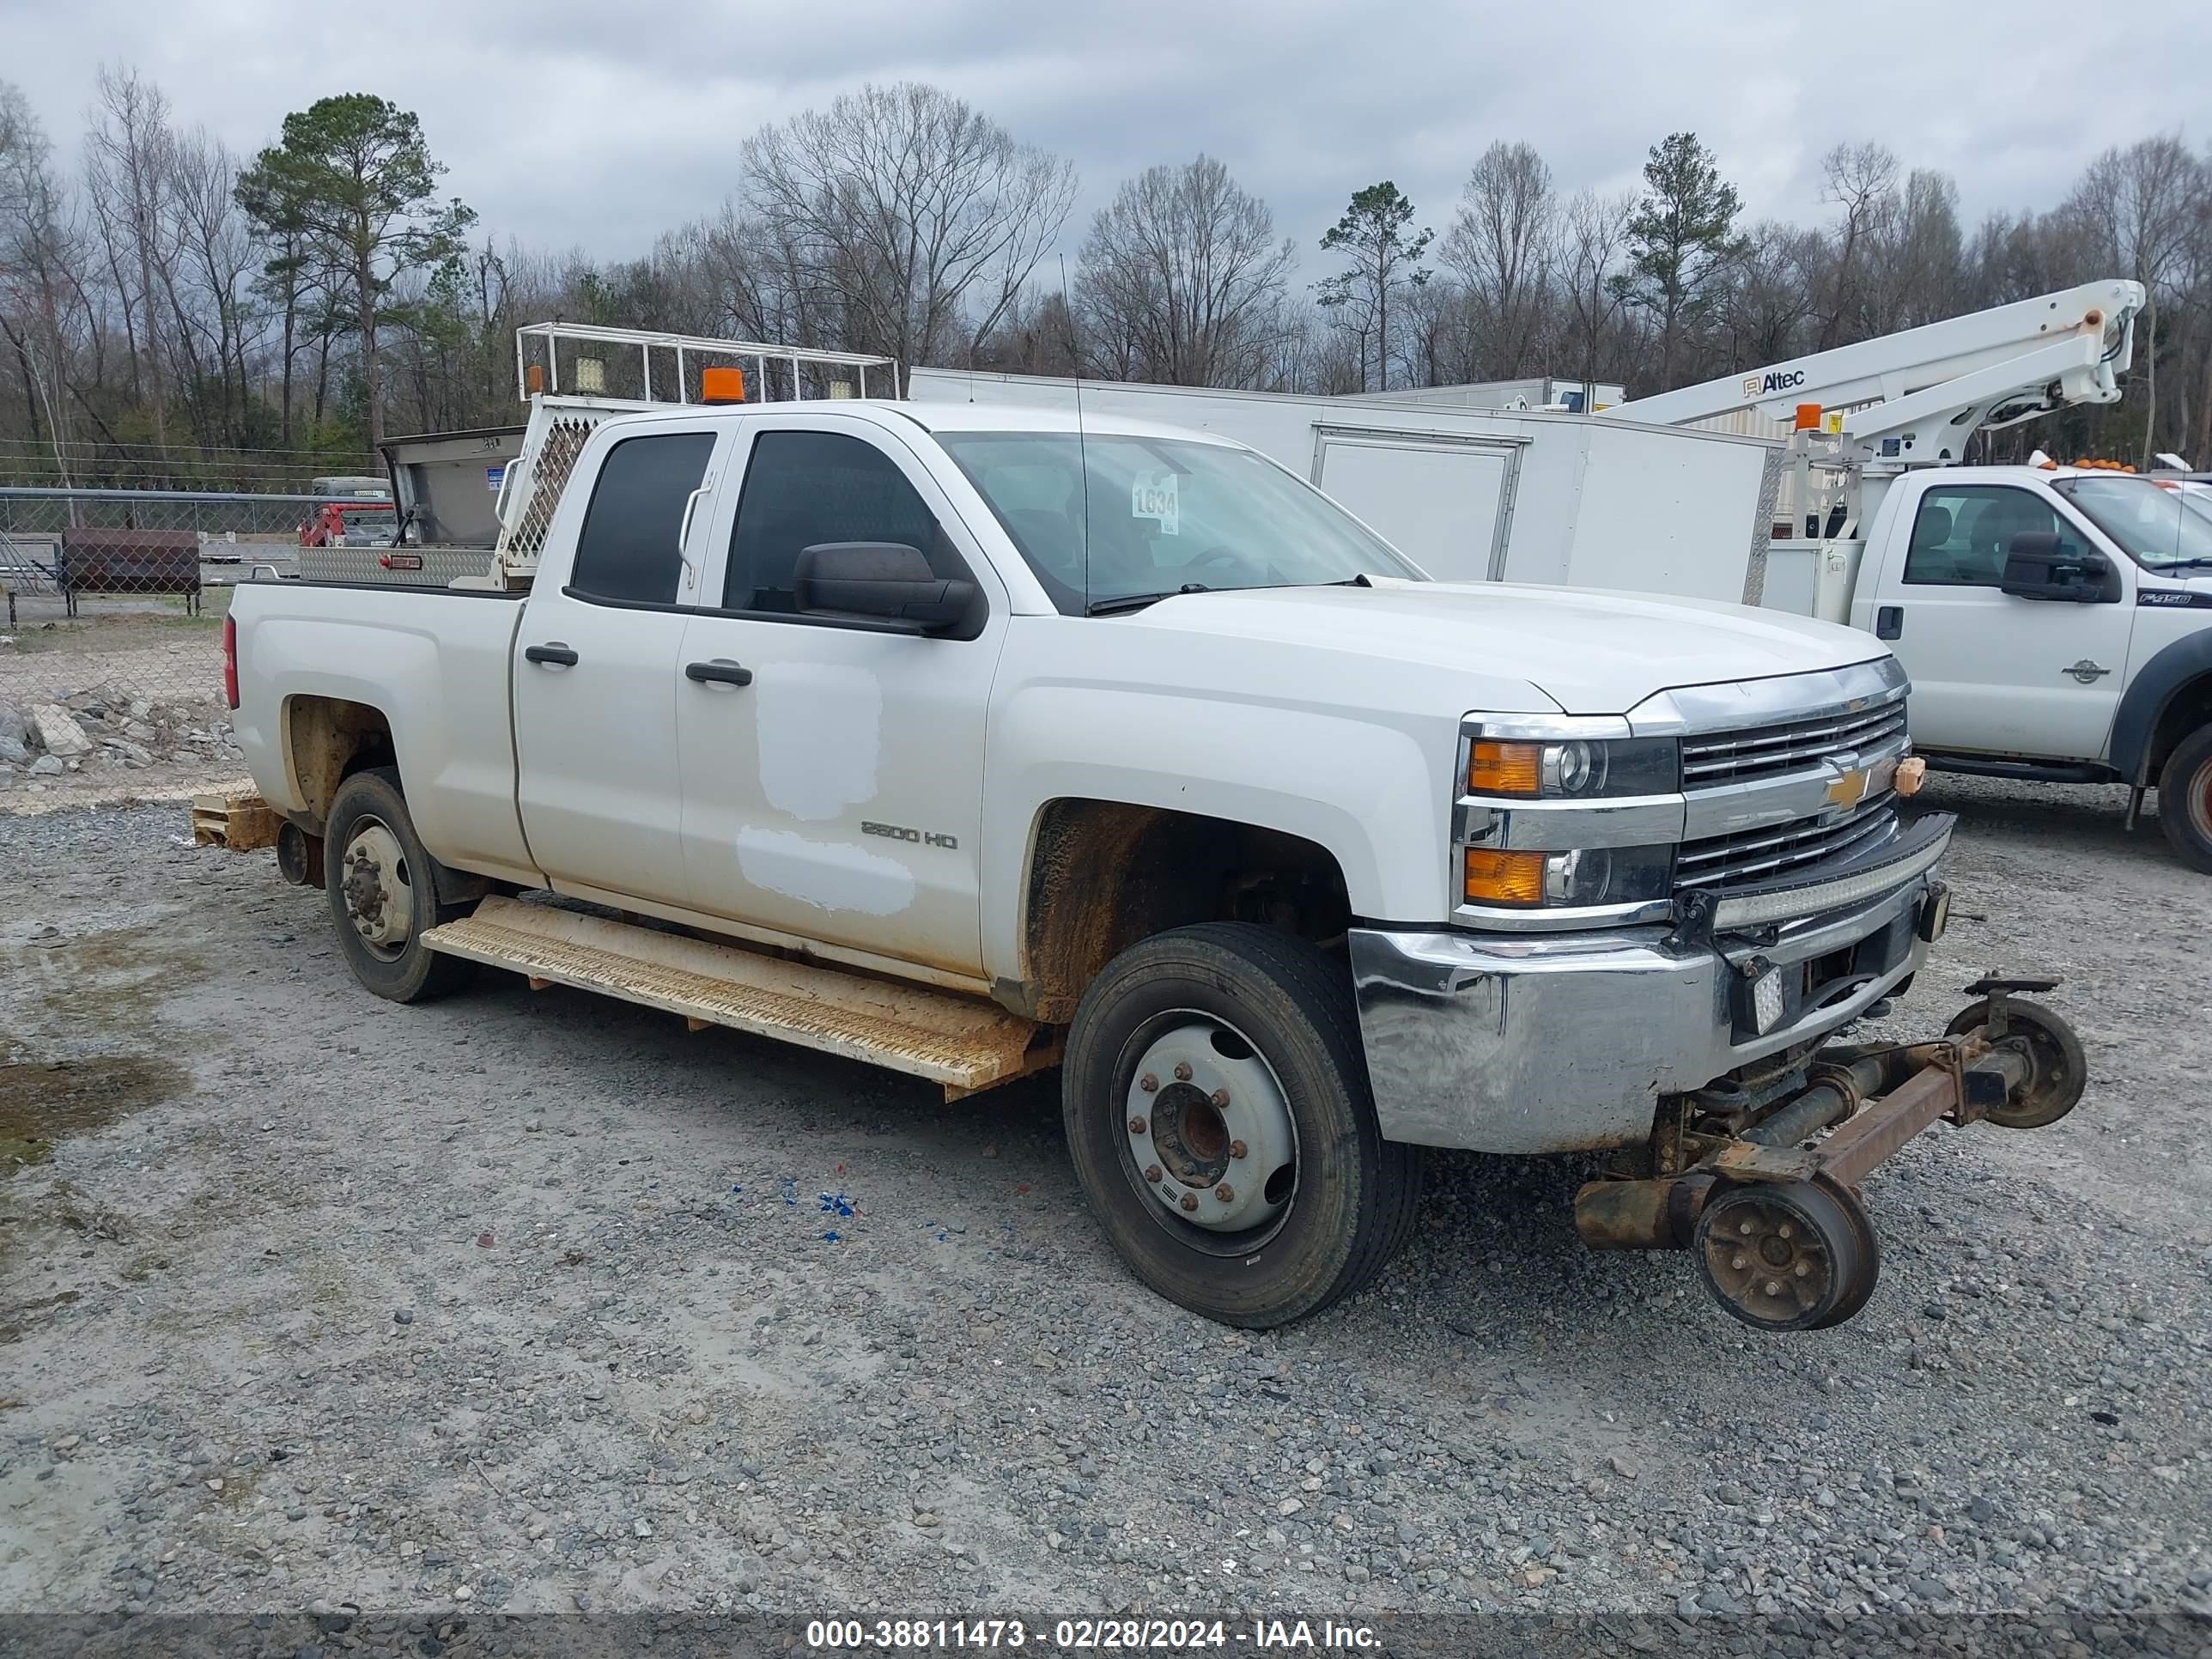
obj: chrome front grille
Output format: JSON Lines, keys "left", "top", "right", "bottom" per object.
{"left": 1677, "top": 793, "right": 1899, "bottom": 890}
{"left": 1680, "top": 697, "right": 1907, "bottom": 787}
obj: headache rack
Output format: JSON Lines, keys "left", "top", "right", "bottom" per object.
{"left": 473, "top": 323, "right": 900, "bottom": 588}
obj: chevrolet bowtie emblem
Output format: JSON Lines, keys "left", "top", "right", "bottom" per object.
{"left": 1825, "top": 768, "right": 1870, "bottom": 810}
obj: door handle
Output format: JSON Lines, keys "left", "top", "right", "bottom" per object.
{"left": 1875, "top": 605, "right": 1903, "bottom": 641}
{"left": 524, "top": 642, "right": 580, "bottom": 666}
{"left": 676, "top": 478, "right": 713, "bottom": 593}
{"left": 685, "top": 658, "right": 754, "bottom": 687}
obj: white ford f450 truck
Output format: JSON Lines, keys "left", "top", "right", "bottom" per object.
{"left": 226, "top": 397, "right": 2087, "bottom": 1331}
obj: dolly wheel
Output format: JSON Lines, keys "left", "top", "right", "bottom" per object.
{"left": 1946, "top": 999, "right": 2087, "bottom": 1129}
{"left": 1694, "top": 1178, "right": 1879, "bottom": 1333}
{"left": 1807, "top": 1175, "right": 1882, "bottom": 1329}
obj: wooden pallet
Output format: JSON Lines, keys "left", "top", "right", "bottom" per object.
{"left": 191, "top": 791, "right": 281, "bottom": 851}
{"left": 423, "top": 896, "right": 1060, "bottom": 1099}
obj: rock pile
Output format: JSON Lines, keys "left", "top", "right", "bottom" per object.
{"left": 0, "top": 684, "right": 244, "bottom": 790}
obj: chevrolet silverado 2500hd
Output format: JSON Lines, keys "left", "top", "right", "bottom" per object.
{"left": 226, "top": 398, "right": 2087, "bottom": 1330}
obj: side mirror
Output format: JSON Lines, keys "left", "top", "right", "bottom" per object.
{"left": 793, "top": 541, "right": 975, "bottom": 629}
{"left": 1999, "top": 532, "right": 2118, "bottom": 603}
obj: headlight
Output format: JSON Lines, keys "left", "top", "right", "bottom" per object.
{"left": 1466, "top": 736, "right": 1679, "bottom": 799}
{"left": 1462, "top": 844, "right": 1674, "bottom": 908}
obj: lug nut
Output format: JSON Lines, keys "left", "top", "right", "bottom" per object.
{"left": 1144, "top": 1165, "right": 1163, "bottom": 1183}
{"left": 1128, "top": 1117, "right": 1148, "bottom": 1135}
{"left": 1732, "top": 1253, "right": 1748, "bottom": 1270}
{"left": 1139, "top": 1073, "right": 1158, "bottom": 1094}
{"left": 1764, "top": 1279, "right": 1783, "bottom": 1297}
{"left": 1210, "top": 1087, "right": 1230, "bottom": 1108}
{"left": 1213, "top": 1184, "right": 1234, "bottom": 1202}
{"left": 1179, "top": 1194, "right": 1199, "bottom": 1212}
{"left": 1174, "top": 1062, "right": 1193, "bottom": 1082}
{"left": 1229, "top": 1139, "right": 1248, "bottom": 1159}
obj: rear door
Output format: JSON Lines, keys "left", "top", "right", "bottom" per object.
{"left": 513, "top": 423, "right": 729, "bottom": 906}
{"left": 1311, "top": 429, "right": 1521, "bottom": 580}
{"left": 674, "top": 415, "right": 1005, "bottom": 977}
{"left": 1860, "top": 478, "right": 2136, "bottom": 761}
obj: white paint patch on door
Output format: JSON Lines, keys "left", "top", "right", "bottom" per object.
{"left": 755, "top": 664, "right": 880, "bottom": 822}
{"left": 736, "top": 825, "right": 915, "bottom": 916}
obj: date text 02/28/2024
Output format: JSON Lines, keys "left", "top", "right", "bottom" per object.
{"left": 804, "top": 1619, "right": 1381, "bottom": 1650}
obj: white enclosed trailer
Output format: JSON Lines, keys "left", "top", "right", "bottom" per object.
{"left": 906, "top": 368, "right": 1784, "bottom": 605}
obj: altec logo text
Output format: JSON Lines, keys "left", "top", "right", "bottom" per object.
{"left": 1741, "top": 368, "right": 1808, "bottom": 399}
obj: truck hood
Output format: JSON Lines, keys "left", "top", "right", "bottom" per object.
{"left": 1121, "top": 579, "right": 1891, "bottom": 714}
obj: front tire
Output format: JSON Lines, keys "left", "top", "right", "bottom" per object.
{"left": 1062, "top": 923, "right": 1421, "bottom": 1328}
{"left": 2157, "top": 723, "right": 2212, "bottom": 874}
{"left": 324, "top": 766, "right": 476, "bottom": 1003}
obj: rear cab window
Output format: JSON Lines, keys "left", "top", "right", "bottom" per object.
{"left": 569, "top": 431, "right": 718, "bottom": 605}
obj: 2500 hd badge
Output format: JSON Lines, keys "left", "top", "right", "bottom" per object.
{"left": 862, "top": 819, "right": 958, "bottom": 849}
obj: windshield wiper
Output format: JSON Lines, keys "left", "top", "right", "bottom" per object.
{"left": 2151, "top": 556, "right": 2212, "bottom": 570}
{"left": 1085, "top": 583, "right": 1212, "bottom": 617}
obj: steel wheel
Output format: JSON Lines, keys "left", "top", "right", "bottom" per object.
{"left": 1945, "top": 999, "right": 2086, "bottom": 1128}
{"left": 1694, "top": 1178, "right": 1878, "bottom": 1332}
{"left": 338, "top": 817, "right": 416, "bottom": 963}
{"left": 1805, "top": 1175, "right": 1881, "bottom": 1329}
{"left": 1118, "top": 1010, "right": 1299, "bottom": 1255}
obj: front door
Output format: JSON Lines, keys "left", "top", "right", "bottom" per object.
{"left": 513, "top": 425, "right": 726, "bottom": 907}
{"left": 1860, "top": 480, "right": 2136, "bottom": 762}
{"left": 675, "top": 416, "right": 1004, "bottom": 977}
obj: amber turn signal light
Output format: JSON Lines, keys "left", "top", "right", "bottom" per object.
{"left": 1467, "top": 740, "right": 1542, "bottom": 796}
{"left": 1463, "top": 848, "right": 1546, "bottom": 906}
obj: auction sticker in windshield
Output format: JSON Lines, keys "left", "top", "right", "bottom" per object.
{"left": 1131, "top": 470, "right": 1180, "bottom": 536}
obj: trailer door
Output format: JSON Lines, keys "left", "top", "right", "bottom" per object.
{"left": 1310, "top": 429, "right": 1524, "bottom": 582}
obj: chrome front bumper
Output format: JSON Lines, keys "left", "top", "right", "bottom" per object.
{"left": 1349, "top": 819, "right": 1951, "bottom": 1153}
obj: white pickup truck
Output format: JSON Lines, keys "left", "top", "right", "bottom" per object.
{"left": 1839, "top": 464, "right": 2212, "bottom": 870}
{"left": 225, "top": 398, "right": 2085, "bottom": 1332}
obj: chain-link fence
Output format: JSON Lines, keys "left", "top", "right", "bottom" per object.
{"left": 0, "top": 487, "right": 342, "bottom": 803}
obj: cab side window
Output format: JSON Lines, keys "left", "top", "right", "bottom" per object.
{"left": 569, "top": 432, "right": 716, "bottom": 605}
{"left": 1904, "top": 485, "right": 2082, "bottom": 587}
{"left": 724, "top": 430, "right": 949, "bottom": 613}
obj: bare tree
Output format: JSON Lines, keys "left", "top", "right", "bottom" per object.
{"left": 0, "top": 82, "right": 84, "bottom": 481}
{"left": 1863, "top": 168, "right": 1963, "bottom": 333}
{"left": 1443, "top": 141, "right": 1557, "bottom": 380}
{"left": 162, "top": 129, "right": 260, "bottom": 447}
{"left": 1558, "top": 187, "right": 1635, "bottom": 400}
{"left": 2066, "top": 136, "right": 2204, "bottom": 461}
{"left": 1074, "top": 155, "right": 1294, "bottom": 386}
{"left": 84, "top": 64, "right": 178, "bottom": 454}
{"left": 741, "top": 82, "right": 1075, "bottom": 373}
{"left": 1815, "top": 141, "right": 1899, "bottom": 349}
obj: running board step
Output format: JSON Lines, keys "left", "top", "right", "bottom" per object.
{"left": 421, "top": 896, "right": 1057, "bottom": 1098}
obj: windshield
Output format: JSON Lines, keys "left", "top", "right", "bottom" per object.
{"left": 2051, "top": 476, "right": 2212, "bottom": 570}
{"left": 338, "top": 507, "right": 395, "bottom": 533}
{"left": 933, "top": 431, "right": 1420, "bottom": 614}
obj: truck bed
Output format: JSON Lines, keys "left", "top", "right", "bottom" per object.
{"left": 228, "top": 577, "right": 535, "bottom": 881}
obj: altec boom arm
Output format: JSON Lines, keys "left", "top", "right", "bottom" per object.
{"left": 1607, "top": 280, "right": 2146, "bottom": 467}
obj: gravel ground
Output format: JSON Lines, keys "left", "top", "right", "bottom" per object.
{"left": 1, "top": 777, "right": 2208, "bottom": 1650}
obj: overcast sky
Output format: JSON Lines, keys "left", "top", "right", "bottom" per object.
{"left": 6, "top": 0, "right": 2209, "bottom": 271}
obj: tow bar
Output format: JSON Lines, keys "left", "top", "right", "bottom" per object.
{"left": 1573, "top": 978, "right": 2087, "bottom": 1332}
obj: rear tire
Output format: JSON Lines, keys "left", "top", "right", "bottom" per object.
{"left": 2157, "top": 723, "right": 2212, "bottom": 874}
{"left": 1062, "top": 922, "right": 1421, "bottom": 1328}
{"left": 324, "top": 766, "right": 476, "bottom": 1003}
